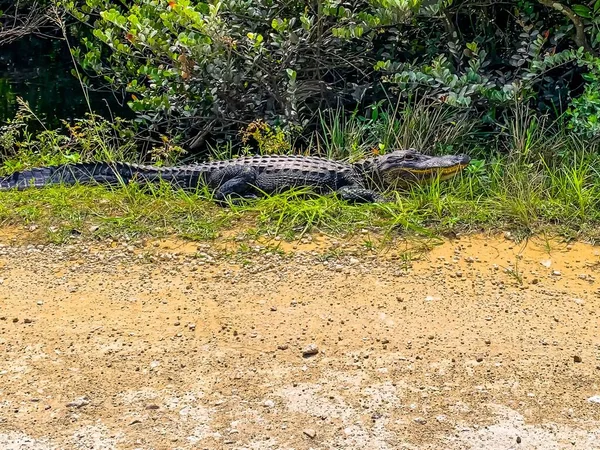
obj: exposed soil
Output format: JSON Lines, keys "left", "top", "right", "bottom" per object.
{"left": 1, "top": 229, "right": 600, "bottom": 449}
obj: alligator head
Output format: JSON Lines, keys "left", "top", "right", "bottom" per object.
{"left": 357, "top": 149, "right": 471, "bottom": 189}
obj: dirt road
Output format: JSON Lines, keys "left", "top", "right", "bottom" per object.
{"left": 1, "top": 230, "right": 600, "bottom": 449}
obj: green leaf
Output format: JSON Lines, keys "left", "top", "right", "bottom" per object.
{"left": 572, "top": 5, "right": 592, "bottom": 18}
{"left": 286, "top": 69, "right": 296, "bottom": 81}
{"left": 595, "top": 0, "right": 600, "bottom": 13}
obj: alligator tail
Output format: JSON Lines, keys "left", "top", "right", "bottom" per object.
{"left": 0, "top": 162, "right": 203, "bottom": 191}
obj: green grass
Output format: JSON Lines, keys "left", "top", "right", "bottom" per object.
{"left": 3, "top": 99, "right": 600, "bottom": 245}
{"left": 2, "top": 149, "right": 600, "bottom": 245}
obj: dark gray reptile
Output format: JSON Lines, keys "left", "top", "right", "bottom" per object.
{"left": 0, "top": 149, "right": 470, "bottom": 203}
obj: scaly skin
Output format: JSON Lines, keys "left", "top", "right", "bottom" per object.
{"left": 0, "top": 149, "right": 471, "bottom": 203}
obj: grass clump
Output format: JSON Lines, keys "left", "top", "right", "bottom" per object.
{"left": 2, "top": 99, "right": 600, "bottom": 245}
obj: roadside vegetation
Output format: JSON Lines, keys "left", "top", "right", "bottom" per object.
{"left": 2, "top": 1, "right": 600, "bottom": 244}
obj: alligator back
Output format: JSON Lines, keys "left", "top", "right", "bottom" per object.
{"left": 0, "top": 155, "right": 356, "bottom": 192}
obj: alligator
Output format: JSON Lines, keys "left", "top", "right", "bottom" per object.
{"left": 0, "top": 149, "right": 470, "bottom": 203}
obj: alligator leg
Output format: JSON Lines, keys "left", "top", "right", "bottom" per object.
{"left": 209, "top": 167, "right": 259, "bottom": 204}
{"left": 336, "top": 186, "right": 389, "bottom": 203}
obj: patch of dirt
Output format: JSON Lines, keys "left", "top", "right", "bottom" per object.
{"left": 1, "top": 232, "right": 600, "bottom": 449}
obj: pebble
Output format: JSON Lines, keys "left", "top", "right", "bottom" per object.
{"left": 264, "top": 400, "right": 275, "bottom": 408}
{"left": 303, "top": 429, "right": 316, "bottom": 439}
{"left": 413, "top": 417, "right": 427, "bottom": 424}
{"left": 145, "top": 404, "right": 160, "bottom": 410}
{"left": 66, "top": 397, "right": 89, "bottom": 408}
{"left": 23, "top": 318, "right": 33, "bottom": 324}
{"left": 277, "top": 344, "right": 289, "bottom": 350}
{"left": 587, "top": 396, "right": 600, "bottom": 404}
{"left": 302, "top": 344, "right": 319, "bottom": 357}
{"left": 574, "top": 355, "right": 582, "bottom": 363}
{"left": 517, "top": 436, "right": 522, "bottom": 444}
{"left": 552, "top": 270, "right": 561, "bottom": 276}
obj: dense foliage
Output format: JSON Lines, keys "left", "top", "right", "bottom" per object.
{"left": 8, "top": 0, "right": 600, "bottom": 152}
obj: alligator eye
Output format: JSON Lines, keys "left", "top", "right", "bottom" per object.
{"left": 404, "top": 154, "right": 415, "bottom": 161}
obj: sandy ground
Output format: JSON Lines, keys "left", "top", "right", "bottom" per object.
{"left": 1, "top": 229, "right": 600, "bottom": 449}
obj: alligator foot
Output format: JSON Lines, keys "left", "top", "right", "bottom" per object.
{"left": 337, "top": 186, "right": 386, "bottom": 204}
{"left": 215, "top": 193, "right": 260, "bottom": 207}
{"left": 211, "top": 167, "right": 259, "bottom": 204}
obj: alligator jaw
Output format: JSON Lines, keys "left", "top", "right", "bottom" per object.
{"left": 394, "top": 162, "right": 470, "bottom": 182}
{"left": 375, "top": 151, "right": 471, "bottom": 187}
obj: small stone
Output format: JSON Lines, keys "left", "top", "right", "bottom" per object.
{"left": 145, "top": 404, "right": 160, "bottom": 410}
{"left": 270, "top": 306, "right": 277, "bottom": 311}
{"left": 12, "top": 318, "right": 18, "bottom": 323}
{"left": 37, "top": 301, "right": 43, "bottom": 306}
{"left": 129, "top": 419, "right": 142, "bottom": 425}
{"left": 476, "top": 355, "right": 484, "bottom": 362}
{"left": 587, "top": 395, "right": 600, "bottom": 404}
{"left": 302, "top": 344, "right": 319, "bottom": 357}
{"left": 574, "top": 355, "right": 582, "bottom": 363}
{"left": 89, "top": 225, "right": 100, "bottom": 233}
{"left": 277, "top": 344, "right": 289, "bottom": 350}
{"left": 552, "top": 270, "right": 561, "bottom": 276}
{"left": 516, "top": 436, "right": 522, "bottom": 444}
{"left": 303, "top": 429, "right": 316, "bottom": 439}
{"left": 264, "top": 400, "right": 275, "bottom": 408}
{"left": 23, "top": 318, "right": 32, "bottom": 324}
{"left": 66, "top": 397, "right": 89, "bottom": 408}
{"left": 485, "top": 339, "right": 491, "bottom": 345}
{"left": 413, "top": 417, "right": 427, "bottom": 424}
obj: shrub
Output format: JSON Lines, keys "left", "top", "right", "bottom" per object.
{"left": 58, "top": 0, "right": 600, "bottom": 150}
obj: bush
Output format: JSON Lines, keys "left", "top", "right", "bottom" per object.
{"left": 59, "top": 0, "right": 600, "bottom": 151}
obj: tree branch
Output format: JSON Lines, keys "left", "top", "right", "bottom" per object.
{"left": 0, "top": 2, "right": 54, "bottom": 46}
{"left": 537, "top": 0, "right": 594, "bottom": 54}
